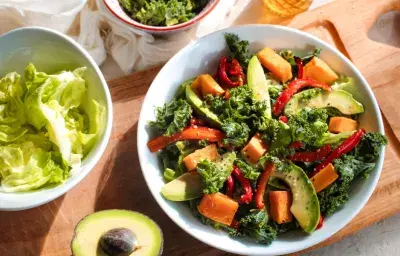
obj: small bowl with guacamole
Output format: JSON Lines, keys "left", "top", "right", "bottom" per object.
{"left": 104, "top": 0, "right": 219, "bottom": 34}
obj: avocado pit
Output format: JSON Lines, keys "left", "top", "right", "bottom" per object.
{"left": 100, "top": 228, "right": 139, "bottom": 256}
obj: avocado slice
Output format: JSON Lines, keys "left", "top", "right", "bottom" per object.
{"left": 247, "top": 56, "right": 272, "bottom": 118}
{"left": 71, "top": 210, "right": 163, "bottom": 256}
{"left": 284, "top": 88, "right": 364, "bottom": 116}
{"left": 185, "top": 85, "right": 222, "bottom": 127}
{"left": 161, "top": 172, "right": 203, "bottom": 201}
{"left": 271, "top": 162, "right": 320, "bottom": 233}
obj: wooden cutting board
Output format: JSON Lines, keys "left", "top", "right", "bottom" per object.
{"left": 0, "top": 0, "right": 399, "bottom": 255}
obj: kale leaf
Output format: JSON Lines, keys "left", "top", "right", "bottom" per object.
{"left": 318, "top": 132, "right": 387, "bottom": 215}
{"left": 119, "top": 0, "right": 206, "bottom": 26}
{"left": 237, "top": 209, "right": 277, "bottom": 245}
{"left": 225, "top": 33, "right": 250, "bottom": 69}
{"left": 235, "top": 158, "right": 261, "bottom": 180}
{"left": 197, "top": 152, "right": 236, "bottom": 194}
{"left": 149, "top": 99, "right": 192, "bottom": 136}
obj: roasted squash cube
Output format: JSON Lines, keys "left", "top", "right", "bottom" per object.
{"left": 257, "top": 47, "right": 292, "bottom": 83}
{"left": 328, "top": 117, "right": 358, "bottom": 133}
{"left": 198, "top": 193, "right": 239, "bottom": 225}
{"left": 311, "top": 163, "right": 339, "bottom": 193}
{"left": 183, "top": 144, "right": 220, "bottom": 171}
{"left": 242, "top": 133, "right": 268, "bottom": 165}
{"left": 303, "top": 57, "right": 339, "bottom": 84}
{"left": 269, "top": 191, "right": 293, "bottom": 224}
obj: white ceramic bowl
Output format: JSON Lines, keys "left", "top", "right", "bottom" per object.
{"left": 103, "top": 0, "right": 219, "bottom": 35}
{"left": 0, "top": 27, "right": 113, "bottom": 211}
{"left": 137, "top": 25, "right": 385, "bottom": 255}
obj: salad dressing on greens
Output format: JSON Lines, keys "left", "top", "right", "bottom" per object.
{"left": 147, "top": 33, "right": 387, "bottom": 245}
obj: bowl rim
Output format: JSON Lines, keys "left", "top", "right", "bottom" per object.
{"left": 103, "top": 0, "right": 220, "bottom": 32}
{"left": 0, "top": 26, "right": 113, "bottom": 211}
{"left": 137, "top": 24, "right": 385, "bottom": 255}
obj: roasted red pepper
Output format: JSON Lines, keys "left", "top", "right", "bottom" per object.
{"left": 218, "top": 57, "right": 245, "bottom": 88}
{"left": 294, "top": 56, "right": 304, "bottom": 79}
{"left": 312, "top": 128, "right": 366, "bottom": 175}
{"left": 226, "top": 175, "right": 234, "bottom": 198}
{"left": 190, "top": 118, "right": 206, "bottom": 126}
{"left": 231, "top": 219, "right": 240, "bottom": 229}
{"left": 255, "top": 163, "right": 276, "bottom": 209}
{"left": 272, "top": 78, "right": 332, "bottom": 116}
{"left": 316, "top": 215, "right": 324, "bottom": 230}
{"left": 289, "top": 141, "right": 304, "bottom": 150}
{"left": 279, "top": 115, "right": 288, "bottom": 123}
{"left": 232, "top": 166, "right": 253, "bottom": 204}
{"left": 288, "top": 145, "right": 332, "bottom": 162}
{"left": 147, "top": 126, "right": 225, "bottom": 152}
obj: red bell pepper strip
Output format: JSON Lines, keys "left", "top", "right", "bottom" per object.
{"left": 218, "top": 57, "right": 245, "bottom": 88}
{"left": 312, "top": 128, "right": 366, "bottom": 176}
{"left": 231, "top": 219, "right": 240, "bottom": 229}
{"left": 289, "top": 141, "right": 304, "bottom": 150}
{"left": 255, "top": 163, "right": 276, "bottom": 209}
{"left": 147, "top": 126, "right": 225, "bottom": 152}
{"left": 232, "top": 166, "right": 253, "bottom": 204}
{"left": 190, "top": 118, "right": 206, "bottom": 126}
{"left": 272, "top": 78, "right": 332, "bottom": 116}
{"left": 279, "top": 115, "right": 288, "bottom": 123}
{"left": 226, "top": 175, "right": 234, "bottom": 198}
{"left": 294, "top": 56, "right": 304, "bottom": 79}
{"left": 316, "top": 215, "right": 324, "bottom": 230}
{"left": 288, "top": 145, "right": 332, "bottom": 162}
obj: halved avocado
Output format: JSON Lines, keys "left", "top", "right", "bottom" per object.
{"left": 247, "top": 56, "right": 272, "bottom": 118}
{"left": 185, "top": 85, "right": 221, "bottom": 127}
{"left": 71, "top": 210, "right": 163, "bottom": 256}
{"left": 284, "top": 88, "right": 364, "bottom": 116}
{"left": 161, "top": 172, "right": 203, "bottom": 201}
{"left": 271, "top": 162, "right": 320, "bottom": 233}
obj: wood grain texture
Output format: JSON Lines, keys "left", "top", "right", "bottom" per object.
{"left": 0, "top": 0, "right": 399, "bottom": 256}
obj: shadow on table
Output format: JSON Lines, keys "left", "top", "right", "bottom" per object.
{"left": 0, "top": 195, "right": 65, "bottom": 256}
{"left": 94, "top": 122, "right": 234, "bottom": 255}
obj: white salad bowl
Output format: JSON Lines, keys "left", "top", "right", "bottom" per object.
{"left": 0, "top": 27, "right": 112, "bottom": 211}
{"left": 137, "top": 25, "right": 385, "bottom": 255}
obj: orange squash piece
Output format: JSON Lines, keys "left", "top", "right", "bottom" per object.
{"left": 242, "top": 133, "right": 268, "bottom": 165}
{"left": 311, "top": 163, "right": 339, "bottom": 193}
{"left": 269, "top": 191, "right": 292, "bottom": 224}
{"left": 257, "top": 47, "right": 292, "bottom": 83}
{"left": 303, "top": 57, "right": 339, "bottom": 84}
{"left": 197, "top": 193, "right": 239, "bottom": 225}
{"left": 191, "top": 74, "right": 225, "bottom": 98}
{"left": 328, "top": 117, "right": 358, "bottom": 133}
{"left": 183, "top": 144, "right": 220, "bottom": 171}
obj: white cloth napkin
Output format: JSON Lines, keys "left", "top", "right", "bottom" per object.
{"left": 0, "top": 0, "right": 331, "bottom": 75}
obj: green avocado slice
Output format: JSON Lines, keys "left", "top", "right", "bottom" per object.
{"left": 185, "top": 85, "right": 222, "bottom": 127}
{"left": 271, "top": 162, "right": 320, "bottom": 233}
{"left": 247, "top": 55, "right": 272, "bottom": 118}
{"left": 284, "top": 88, "right": 364, "bottom": 116}
{"left": 71, "top": 210, "right": 163, "bottom": 256}
{"left": 161, "top": 172, "right": 203, "bottom": 201}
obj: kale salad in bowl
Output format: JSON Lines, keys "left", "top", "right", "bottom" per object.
{"left": 137, "top": 25, "right": 387, "bottom": 255}
{"left": 104, "top": 0, "right": 219, "bottom": 34}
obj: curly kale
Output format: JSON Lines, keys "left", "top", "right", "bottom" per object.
{"left": 225, "top": 33, "right": 250, "bottom": 69}
{"left": 235, "top": 158, "right": 261, "bottom": 180}
{"left": 288, "top": 108, "right": 329, "bottom": 147}
{"left": 149, "top": 99, "right": 192, "bottom": 136}
{"left": 119, "top": 0, "right": 207, "bottom": 26}
{"left": 206, "top": 85, "right": 270, "bottom": 148}
{"left": 197, "top": 152, "right": 236, "bottom": 194}
{"left": 236, "top": 209, "right": 277, "bottom": 245}
{"left": 318, "top": 132, "right": 387, "bottom": 215}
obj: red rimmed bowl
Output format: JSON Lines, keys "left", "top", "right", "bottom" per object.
{"left": 103, "top": 0, "right": 220, "bottom": 35}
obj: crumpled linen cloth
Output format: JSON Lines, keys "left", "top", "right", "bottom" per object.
{"left": 0, "top": 0, "right": 329, "bottom": 75}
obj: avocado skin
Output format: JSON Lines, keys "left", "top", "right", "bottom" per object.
{"left": 185, "top": 85, "right": 222, "bottom": 128}
{"left": 271, "top": 161, "right": 320, "bottom": 233}
{"left": 71, "top": 210, "right": 163, "bottom": 256}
